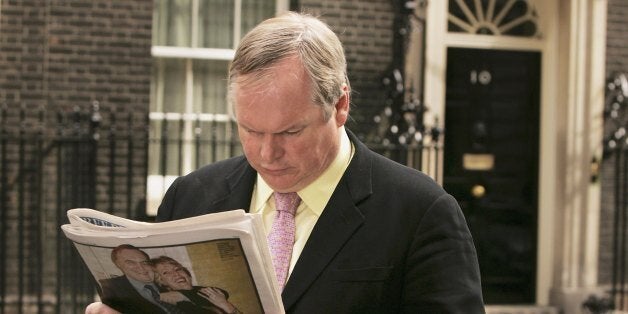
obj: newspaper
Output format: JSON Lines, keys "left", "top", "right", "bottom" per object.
{"left": 61, "top": 208, "right": 284, "bottom": 314}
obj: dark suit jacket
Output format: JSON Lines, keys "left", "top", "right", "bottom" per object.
{"left": 99, "top": 275, "right": 167, "bottom": 314}
{"left": 157, "top": 130, "right": 485, "bottom": 313}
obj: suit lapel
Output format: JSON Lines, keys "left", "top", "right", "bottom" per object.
{"left": 202, "top": 157, "right": 257, "bottom": 214}
{"left": 204, "top": 132, "right": 376, "bottom": 310}
{"left": 281, "top": 131, "right": 374, "bottom": 310}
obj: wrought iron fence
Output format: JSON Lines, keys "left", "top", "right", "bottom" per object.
{"left": 0, "top": 100, "right": 441, "bottom": 313}
{"left": 586, "top": 72, "right": 628, "bottom": 313}
{"left": 0, "top": 102, "right": 148, "bottom": 314}
{"left": 605, "top": 72, "right": 628, "bottom": 312}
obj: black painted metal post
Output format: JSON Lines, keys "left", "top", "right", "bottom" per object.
{"left": 17, "top": 105, "right": 25, "bottom": 314}
{"left": 0, "top": 103, "right": 7, "bottom": 314}
{"left": 604, "top": 72, "right": 628, "bottom": 311}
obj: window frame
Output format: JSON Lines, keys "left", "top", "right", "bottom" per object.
{"left": 147, "top": 0, "right": 288, "bottom": 215}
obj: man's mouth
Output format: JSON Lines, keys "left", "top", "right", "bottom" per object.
{"left": 261, "top": 167, "right": 290, "bottom": 176}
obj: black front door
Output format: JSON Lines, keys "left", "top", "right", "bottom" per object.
{"left": 443, "top": 47, "right": 541, "bottom": 304}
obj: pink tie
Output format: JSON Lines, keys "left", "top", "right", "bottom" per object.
{"left": 267, "top": 192, "right": 301, "bottom": 291}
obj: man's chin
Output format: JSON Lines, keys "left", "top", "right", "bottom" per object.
{"left": 260, "top": 175, "right": 298, "bottom": 191}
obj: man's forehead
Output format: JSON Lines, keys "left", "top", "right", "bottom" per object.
{"left": 118, "top": 249, "right": 147, "bottom": 259}
{"left": 235, "top": 58, "right": 307, "bottom": 95}
{"left": 234, "top": 78, "right": 279, "bottom": 103}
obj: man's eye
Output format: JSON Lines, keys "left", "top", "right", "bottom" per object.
{"left": 284, "top": 130, "right": 301, "bottom": 136}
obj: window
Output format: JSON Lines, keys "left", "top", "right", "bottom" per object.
{"left": 448, "top": 0, "right": 539, "bottom": 37}
{"left": 148, "top": 0, "right": 287, "bottom": 215}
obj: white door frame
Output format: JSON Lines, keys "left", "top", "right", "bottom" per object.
{"left": 421, "top": 0, "right": 607, "bottom": 306}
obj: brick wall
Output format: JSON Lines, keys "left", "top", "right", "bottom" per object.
{"left": 297, "top": 0, "right": 395, "bottom": 139}
{"left": 0, "top": 0, "right": 153, "bottom": 119}
{"left": 599, "top": 0, "right": 628, "bottom": 286}
{"left": 0, "top": 1, "right": 152, "bottom": 209}
{"left": 0, "top": 1, "right": 153, "bottom": 312}
{"left": 606, "top": 0, "right": 628, "bottom": 73}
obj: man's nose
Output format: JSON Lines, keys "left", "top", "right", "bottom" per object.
{"left": 260, "top": 135, "right": 283, "bottom": 161}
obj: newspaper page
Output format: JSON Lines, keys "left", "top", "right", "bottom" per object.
{"left": 61, "top": 208, "right": 284, "bottom": 314}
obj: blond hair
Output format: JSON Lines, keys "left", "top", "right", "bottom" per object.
{"left": 229, "top": 12, "right": 349, "bottom": 120}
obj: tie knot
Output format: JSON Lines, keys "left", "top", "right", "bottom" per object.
{"left": 144, "top": 284, "right": 159, "bottom": 298}
{"left": 274, "top": 192, "right": 300, "bottom": 215}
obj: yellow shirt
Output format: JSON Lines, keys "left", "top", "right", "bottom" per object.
{"left": 249, "top": 127, "right": 354, "bottom": 278}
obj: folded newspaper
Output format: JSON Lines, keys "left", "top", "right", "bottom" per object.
{"left": 61, "top": 208, "right": 284, "bottom": 314}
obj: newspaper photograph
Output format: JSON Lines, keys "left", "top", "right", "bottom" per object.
{"left": 61, "top": 208, "right": 284, "bottom": 314}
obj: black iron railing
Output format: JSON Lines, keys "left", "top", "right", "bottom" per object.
{"left": 586, "top": 72, "right": 628, "bottom": 314}
{"left": 606, "top": 72, "right": 628, "bottom": 311}
{"left": 0, "top": 97, "right": 439, "bottom": 314}
{"left": 0, "top": 102, "right": 148, "bottom": 314}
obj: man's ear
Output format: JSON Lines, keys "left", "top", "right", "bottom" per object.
{"left": 334, "top": 85, "right": 350, "bottom": 126}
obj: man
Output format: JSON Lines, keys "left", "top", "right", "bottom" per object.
{"left": 150, "top": 256, "right": 240, "bottom": 314}
{"left": 87, "top": 12, "right": 484, "bottom": 313}
{"left": 98, "top": 245, "right": 179, "bottom": 314}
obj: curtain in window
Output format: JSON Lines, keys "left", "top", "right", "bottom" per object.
{"left": 241, "top": 0, "right": 276, "bottom": 39}
{"left": 147, "top": 0, "right": 277, "bottom": 215}
{"left": 198, "top": 0, "right": 234, "bottom": 48}
{"left": 153, "top": 0, "right": 191, "bottom": 46}
{"left": 193, "top": 59, "right": 228, "bottom": 114}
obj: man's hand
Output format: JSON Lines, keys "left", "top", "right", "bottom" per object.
{"left": 85, "top": 302, "right": 120, "bottom": 314}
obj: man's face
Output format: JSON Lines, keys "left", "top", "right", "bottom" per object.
{"left": 113, "top": 249, "right": 154, "bottom": 283}
{"left": 154, "top": 262, "right": 193, "bottom": 291}
{"left": 234, "top": 56, "right": 349, "bottom": 193}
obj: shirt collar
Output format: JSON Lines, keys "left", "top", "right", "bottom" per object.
{"left": 251, "top": 127, "right": 353, "bottom": 216}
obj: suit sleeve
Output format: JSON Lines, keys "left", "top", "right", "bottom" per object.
{"left": 156, "top": 174, "right": 212, "bottom": 222}
{"left": 404, "top": 193, "right": 485, "bottom": 313}
{"left": 156, "top": 176, "right": 182, "bottom": 222}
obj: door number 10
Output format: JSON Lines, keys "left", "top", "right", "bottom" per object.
{"left": 470, "top": 70, "right": 492, "bottom": 85}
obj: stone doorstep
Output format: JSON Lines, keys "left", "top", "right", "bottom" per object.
{"left": 486, "top": 305, "right": 628, "bottom": 314}
{"left": 485, "top": 305, "right": 558, "bottom": 314}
